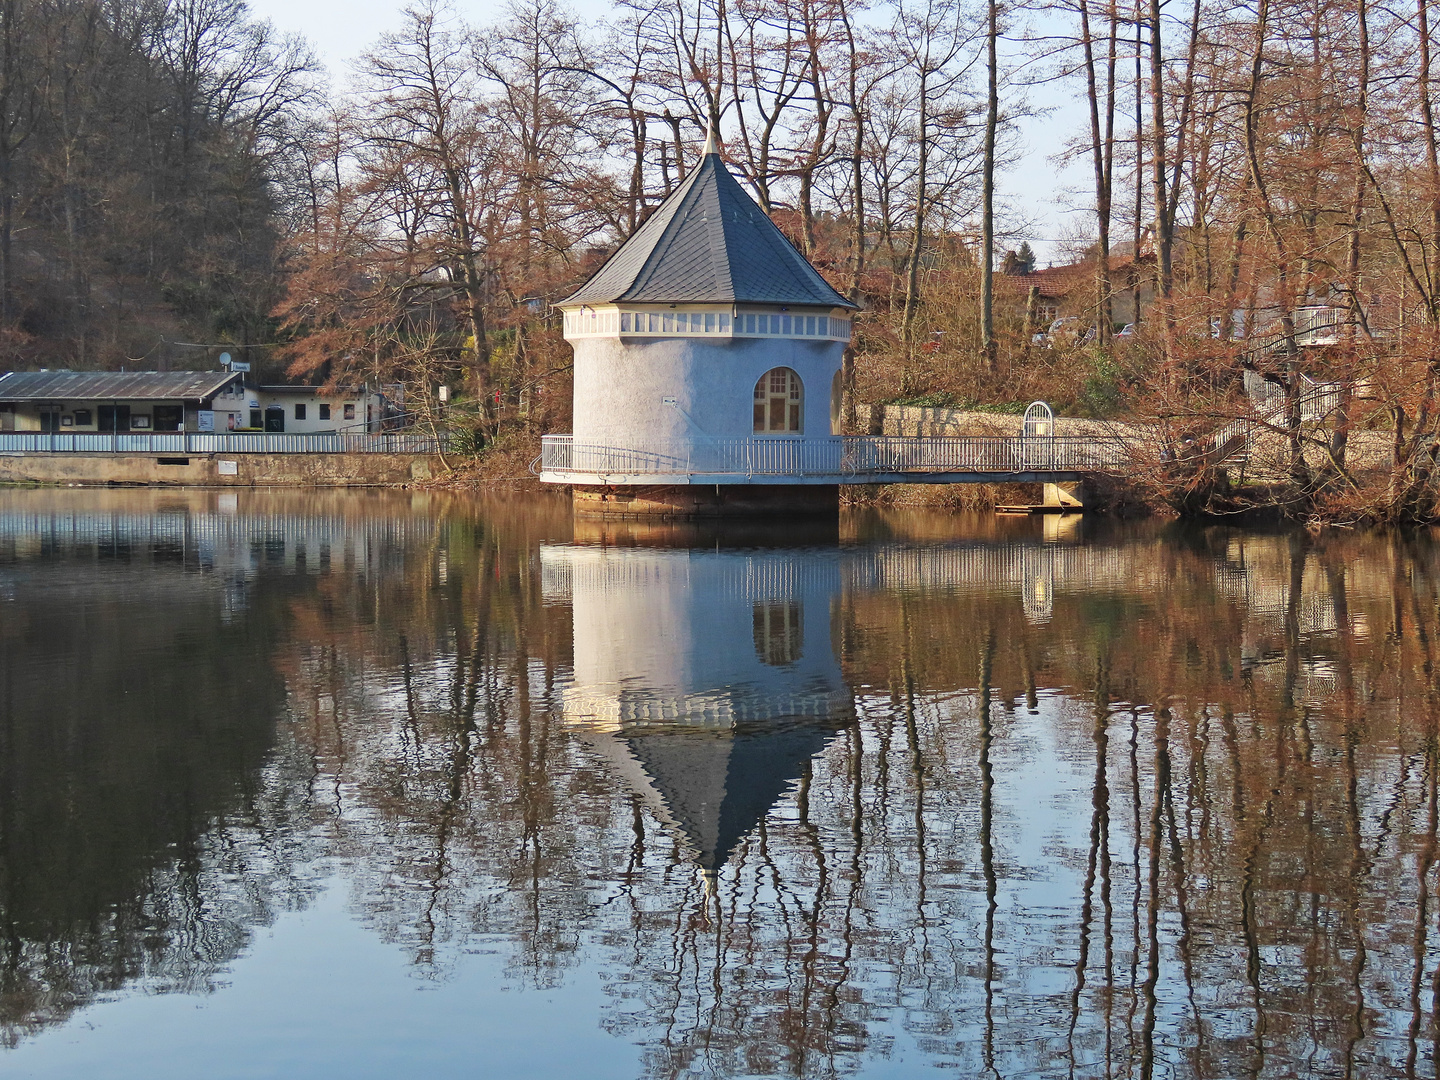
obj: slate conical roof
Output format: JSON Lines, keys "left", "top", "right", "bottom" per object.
{"left": 562, "top": 148, "right": 857, "bottom": 309}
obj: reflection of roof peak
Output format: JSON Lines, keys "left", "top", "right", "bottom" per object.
{"left": 578, "top": 720, "right": 846, "bottom": 872}
{"left": 561, "top": 153, "right": 855, "bottom": 310}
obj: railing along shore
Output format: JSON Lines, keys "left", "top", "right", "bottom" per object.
{"left": 0, "top": 431, "right": 449, "bottom": 454}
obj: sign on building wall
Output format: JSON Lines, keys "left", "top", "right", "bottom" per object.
{"left": 197, "top": 410, "right": 215, "bottom": 432}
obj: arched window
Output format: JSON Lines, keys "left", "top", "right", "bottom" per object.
{"left": 753, "top": 367, "right": 802, "bottom": 433}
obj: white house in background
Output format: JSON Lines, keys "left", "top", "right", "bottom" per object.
{"left": 542, "top": 130, "right": 859, "bottom": 516}
{"left": 0, "top": 370, "right": 392, "bottom": 434}
{"left": 246, "top": 384, "right": 387, "bottom": 434}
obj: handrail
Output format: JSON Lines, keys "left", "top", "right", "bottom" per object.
{"left": 539, "top": 434, "right": 1130, "bottom": 477}
{"left": 0, "top": 431, "right": 450, "bottom": 454}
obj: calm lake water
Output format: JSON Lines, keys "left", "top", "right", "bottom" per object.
{"left": 1, "top": 488, "right": 1439, "bottom": 1078}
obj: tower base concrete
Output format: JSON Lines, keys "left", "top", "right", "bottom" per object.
{"left": 573, "top": 484, "right": 839, "bottom": 519}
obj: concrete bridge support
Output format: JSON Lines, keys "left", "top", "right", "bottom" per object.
{"left": 1043, "top": 480, "right": 1089, "bottom": 510}
{"left": 573, "top": 484, "right": 840, "bottom": 519}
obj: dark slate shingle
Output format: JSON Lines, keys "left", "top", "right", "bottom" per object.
{"left": 563, "top": 152, "right": 857, "bottom": 309}
{"left": 0, "top": 370, "right": 241, "bottom": 401}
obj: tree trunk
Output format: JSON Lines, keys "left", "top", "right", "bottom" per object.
{"left": 979, "top": 0, "right": 999, "bottom": 372}
{"left": 841, "top": 0, "right": 864, "bottom": 300}
{"left": 1420, "top": 0, "right": 1439, "bottom": 317}
{"left": 901, "top": 71, "right": 929, "bottom": 362}
{"left": 1147, "top": 0, "right": 1173, "bottom": 350}
{"left": 1078, "top": 0, "right": 1116, "bottom": 346}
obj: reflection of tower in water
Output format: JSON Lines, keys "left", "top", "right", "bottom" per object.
{"left": 542, "top": 541, "right": 853, "bottom": 875}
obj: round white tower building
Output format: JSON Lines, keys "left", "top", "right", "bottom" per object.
{"left": 542, "top": 134, "right": 858, "bottom": 517}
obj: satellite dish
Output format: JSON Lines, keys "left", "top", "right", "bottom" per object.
{"left": 219, "top": 352, "right": 232, "bottom": 367}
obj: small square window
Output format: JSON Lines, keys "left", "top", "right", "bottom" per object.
{"left": 295, "top": 404, "right": 307, "bottom": 420}
{"left": 719, "top": 313, "right": 730, "bottom": 332}
{"left": 621, "top": 312, "right": 632, "bottom": 332}
{"left": 782, "top": 315, "right": 792, "bottom": 335}
{"left": 73, "top": 409, "right": 91, "bottom": 426}
{"left": 806, "top": 316, "right": 816, "bottom": 335}
{"left": 819, "top": 316, "right": 829, "bottom": 335}
{"left": 745, "top": 314, "right": 756, "bottom": 334}
{"left": 758, "top": 315, "right": 769, "bottom": 334}
{"left": 705, "top": 313, "right": 716, "bottom": 332}
{"left": 662, "top": 312, "right": 674, "bottom": 332}
{"left": 320, "top": 404, "right": 331, "bottom": 420}
{"left": 343, "top": 403, "right": 355, "bottom": 420}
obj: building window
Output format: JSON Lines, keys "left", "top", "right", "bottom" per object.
{"left": 753, "top": 367, "right": 802, "bottom": 433}
{"left": 343, "top": 403, "right": 356, "bottom": 420}
{"left": 295, "top": 404, "right": 307, "bottom": 421}
{"left": 753, "top": 602, "right": 802, "bottom": 666}
{"left": 72, "top": 409, "right": 91, "bottom": 426}
{"left": 319, "top": 403, "right": 331, "bottom": 421}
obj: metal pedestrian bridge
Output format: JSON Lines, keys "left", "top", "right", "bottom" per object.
{"left": 538, "top": 432, "right": 1131, "bottom": 486}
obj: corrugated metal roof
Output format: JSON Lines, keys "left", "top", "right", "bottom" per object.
{"left": 562, "top": 152, "right": 857, "bottom": 310}
{"left": 0, "top": 370, "right": 241, "bottom": 401}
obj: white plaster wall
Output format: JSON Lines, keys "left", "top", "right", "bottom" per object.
{"left": 252, "top": 391, "right": 377, "bottom": 433}
{"left": 571, "top": 334, "right": 844, "bottom": 447}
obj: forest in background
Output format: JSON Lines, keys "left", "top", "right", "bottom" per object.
{"left": 0, "top": 0, "right": 317, "bottom": 370}
{"left": 2, "top": 0, "right": 1439, "bottom": 517}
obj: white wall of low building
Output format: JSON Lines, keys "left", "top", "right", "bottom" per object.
{"left": 570, "top": 331, "right": 844, "bottom": 447}
{"left": 247, "top": 389, "right": 381, "bottom": 433}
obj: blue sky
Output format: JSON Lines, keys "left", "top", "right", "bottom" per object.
{"left": 247, "top": 0, "right": 1092, "bottom": 265}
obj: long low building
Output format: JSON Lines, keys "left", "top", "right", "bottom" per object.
{"left": 0, "top": 370, "right": 244, "bottom": 433}
{"left": 0, "top": 370, "right": 389, "bottom": 434}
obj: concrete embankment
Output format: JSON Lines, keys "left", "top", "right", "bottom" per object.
{"left": 0, "top": 452, "right": 443, "bottom": 486}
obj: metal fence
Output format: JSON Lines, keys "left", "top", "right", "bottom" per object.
{"left": 540, "top": 434, "right": 1130, "bottom": 478}
{"left": 0, "top": 431, "right": 449, "bottom": 454}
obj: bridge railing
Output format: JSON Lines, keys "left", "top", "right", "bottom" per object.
{"left": 844, "top": 435, "right": 1127, "bottom": 473}
{"left": 0, "top": 431, "right": 449, "bottom": 454}
{"left": 540, "top": 434, "right": 1130, "bottom": 477}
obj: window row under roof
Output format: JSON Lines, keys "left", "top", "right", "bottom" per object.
{"left": 564, "top": 308, "right": 852, "bottom": 341}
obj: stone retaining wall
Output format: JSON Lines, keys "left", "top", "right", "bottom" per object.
{"left": 0, "top": 452, "right": 442, "bottom": 486}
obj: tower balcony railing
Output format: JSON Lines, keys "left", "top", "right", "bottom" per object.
{"left": 539, "top": 434, "right": 1130, "bottom": 480}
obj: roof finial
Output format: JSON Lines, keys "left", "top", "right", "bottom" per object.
{"left": 702, "top": 116, "right": 718, "bottom": 157}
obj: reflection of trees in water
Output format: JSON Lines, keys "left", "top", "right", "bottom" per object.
{"left": 11, "top": 491, "right": 1440, "bottom": 1077}
{"left": 286, "top": 521, "right": 1440, "bottom": 1078}
{"left": 0, "top": 494, "right": 327, "bottom": 1047}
